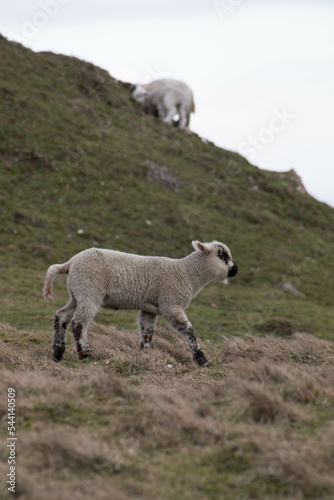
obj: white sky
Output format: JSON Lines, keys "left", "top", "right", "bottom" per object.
{"left": 2, "top": 0, "right": 334, "bottom": 206}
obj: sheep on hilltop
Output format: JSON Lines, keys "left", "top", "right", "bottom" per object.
{"left": 131, "top": 78, "right": 195, "bottom": 129}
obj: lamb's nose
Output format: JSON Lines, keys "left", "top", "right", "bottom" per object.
{"left": 228, "top": 263, "right": 238, "bottom": 277}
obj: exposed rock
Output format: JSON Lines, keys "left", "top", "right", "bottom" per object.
{"left": 282, "top": 282, "right": 306, "bottom": 297}
{"left": 248, "top": 175, "right": 259, "bottom": 192}
{"left": 144, "top": 159, "right": 180, "bottom": 192}
{"left": 280, "top": 169, "right": 307, "bottom": 194}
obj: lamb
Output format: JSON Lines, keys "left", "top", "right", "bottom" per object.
{"left": 131, "top": 78, "right": 195, "bottom": 128}
{"left": 43, "top": 240, "right": 238, "bottom": 366}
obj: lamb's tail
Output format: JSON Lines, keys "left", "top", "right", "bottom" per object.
{"left": 43, "top": 261, "right": 71, "bottom": 302}
{"left": 190, "top": 94, "right": 195, "bottom": 113}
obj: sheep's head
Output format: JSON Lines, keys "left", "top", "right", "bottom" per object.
{"left": 131, "top": 84, "right": 148, "bottom": 102}
{"left": 192, "top": 240, "right": 238, "bottom": 280}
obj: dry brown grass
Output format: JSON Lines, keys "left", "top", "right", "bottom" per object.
{"left": 1, "top": 322, "right": 334, "bottom": 499}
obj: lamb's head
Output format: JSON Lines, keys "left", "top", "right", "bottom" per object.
{"left": 192, "top": 240, "right": 238, "bottom": 280}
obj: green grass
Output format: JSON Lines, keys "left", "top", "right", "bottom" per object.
{"left": 1, "top": 35, "right": 334, "bottom": 343}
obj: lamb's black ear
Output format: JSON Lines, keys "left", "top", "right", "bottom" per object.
{"left": 192, "top": 241, "right": 210, "bottom": 255}
{"left": 129, "top": 84, "right": 136, "bottom": 93}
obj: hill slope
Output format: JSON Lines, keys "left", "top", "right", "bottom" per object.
{"left": 0, "top": 34, "right": 334, "bottom": 340}
{"left": 1, "top": 35, "right": 334, "bottom": 500}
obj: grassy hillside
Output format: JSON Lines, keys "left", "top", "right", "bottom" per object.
{"left": 1, "top": 35, "right": 334, "bottom": 339}
{"left": 1, "top": 34, "right": 334, "bottom": 500}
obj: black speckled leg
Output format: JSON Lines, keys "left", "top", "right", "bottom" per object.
{"left": 163, "top": 308, "right": 208, "bottom": 367}
{"left": 139, "top": 311, "right": 157, "bottom": 351}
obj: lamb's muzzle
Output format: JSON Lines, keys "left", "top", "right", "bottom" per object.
{"left": 228, "top": 263, "right": 238, "bottom": 277}
{"left": 43, "top": 240, "right": 238, "bottom": 366}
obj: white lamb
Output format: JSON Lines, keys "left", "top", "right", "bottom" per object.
{"left": 131, "top": 78, "right": 195, "bottom": 128}
{"left": 43, "top": 240, "right": 238, "bottom": 366}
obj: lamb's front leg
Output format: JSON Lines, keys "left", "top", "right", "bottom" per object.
{"left": 163, "top": 308, "right": 208, "bottom": 367}
{"left": 139, "top": 311, "right": 158, "bottom": 351}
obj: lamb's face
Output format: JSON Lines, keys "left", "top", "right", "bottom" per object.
{"left": 214, "top": 242, "right": 238, "bottom": 279}
{"left": 192, "top": 240, "right": 238, "bottom": 280}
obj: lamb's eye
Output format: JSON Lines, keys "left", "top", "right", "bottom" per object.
{"left": 217, "top": 248, "right": 228, "bottom": 263}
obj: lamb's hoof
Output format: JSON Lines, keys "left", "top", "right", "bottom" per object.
{"left": 78, "top": 351, "right": 91, "bottom": 360}
{"left": 140, "top": 342, "right": 150, "bottom": 352}
{"left": 53, "top": 346, "right": 65, "bottom": 362}
{"left": 193, "top": 350, "right": 209, "bottom": 367}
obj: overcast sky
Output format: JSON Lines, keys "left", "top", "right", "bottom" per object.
{"left": 2, "top": 0, "right": 334, "bottom": 206}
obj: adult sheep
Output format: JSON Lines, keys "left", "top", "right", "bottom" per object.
{"left": 131, "top": 78, "right": 195, "bottom": 128}
{"left": 43, "top": 240, "right": 238, "bottom": 366}
{"left": 139, "top": 87, "right": 193, "bottom": 129}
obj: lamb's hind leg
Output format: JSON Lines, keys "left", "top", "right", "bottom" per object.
{"left": 178, "top": 106, "right": 189, "bottom": 129}
{"left": 139, "top": 311, "right": 157, "bottom": 351}
{"left": 163, "top": 307, "right": 208, "bottom": 367}
{"left": 53, "top": 296, "right": 77, "bottom": 362}
{"left": 71, "top": 303, "right": 99, "bottom": 360}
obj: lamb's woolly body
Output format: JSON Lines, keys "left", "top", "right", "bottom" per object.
{"left": 43, "top": 241, "right": 238, "bottom": 366}
{"left": 60, "top": 249, "right": 220, "bottom": 313}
